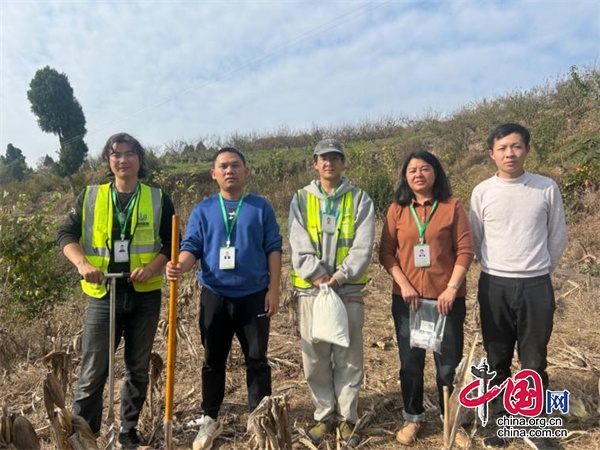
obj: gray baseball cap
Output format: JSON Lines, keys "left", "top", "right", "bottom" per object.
{"left": 313, "top": 138, "right": 345, "bottom": 158}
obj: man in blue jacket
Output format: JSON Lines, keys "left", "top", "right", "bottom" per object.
{"left": 166, "top": 147, "right": 282, "bottom": 450}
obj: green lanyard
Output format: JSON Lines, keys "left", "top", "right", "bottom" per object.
{"left": 219, "top": 192, "right": 246, "bottom": 247}
{"left": 319, "top": 183, "right": 341, "bottom": 214}
{"left": 111, "top": 184, "right": 139, "bottom": 239}
{"left": 409, "top": 200, "right": 438, "bottom": 244}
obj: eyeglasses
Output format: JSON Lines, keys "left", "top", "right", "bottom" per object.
{"left": 109, "top": 151, "right": 138, "bottom": 161}
{"left": 317, "top": 154, "right": 343, "bottom": 163}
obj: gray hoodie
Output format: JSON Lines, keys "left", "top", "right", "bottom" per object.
{"left": 288, "top": 176, "right": 375, "bottom": 298}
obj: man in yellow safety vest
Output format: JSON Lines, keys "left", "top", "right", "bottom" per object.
{"left": 288, "top": 138, "right": 375, "bottom": 447}
{"left": 57, "top": 132, "right": 175, "bottom": 448}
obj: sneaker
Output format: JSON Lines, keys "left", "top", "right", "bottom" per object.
{"left": 524, "top": 436, "right": 559, "bottom": 449}
{"left": 483, "top": 434, "right": 512, "bottom": 448}
{"left": 396, "top": 421, "right": 420, "bottom": 446}
{"left": 454, "top": 427, "right": 471, "bottom": 449}
{"left": 192, "top": 415, "right": 223, "bottom": 450}
{"left": 307, "top": 421, "right": 335, "bottom": 444}
{"left": 118, "top": 428, "right": 142, "bottom": 449}
{"left": 338, "top": 421, "right": 360, "bottom": 447}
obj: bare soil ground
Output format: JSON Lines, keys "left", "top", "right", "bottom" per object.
{"left": 2, "top": 249, "right": 600, "bottom": 450}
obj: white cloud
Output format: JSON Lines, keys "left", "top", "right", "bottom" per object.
{"left": 1, "top": 0, "right": 598, "bottom": 166}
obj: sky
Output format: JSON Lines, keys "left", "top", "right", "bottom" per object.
{"left": 1, "top": 1, "right": 599, "bottom": 168}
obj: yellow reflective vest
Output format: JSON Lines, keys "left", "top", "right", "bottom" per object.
{"left": 290, "top": 189, "right": 368, "bottom": 289}
{"left": 81, "top": 183, "right": 163, "bottom": 297}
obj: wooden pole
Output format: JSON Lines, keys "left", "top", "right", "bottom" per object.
{"left": 164, "top": 215, "right": 180, "bottom": 449}
{"left": 447, "top": 333, "right": 479, "bottom": 449}
{"left": 443, "top": 385, "right": 450, "bottom": 449}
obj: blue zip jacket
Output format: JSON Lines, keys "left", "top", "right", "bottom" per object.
{"left": 181, "top": 193, "right": 282, "bottom": 297}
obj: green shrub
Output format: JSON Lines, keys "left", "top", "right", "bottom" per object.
{"left": 346, "top": 142, "right": 395, "bottom": 219}
{"left": 0, "top": 192, "right": 76, "bottom": 322}
{"left": 560, "top": 163, "right": 600, "bottom": 219}
{"left": 278, "top": 151, "right": 308, "bottom": 181}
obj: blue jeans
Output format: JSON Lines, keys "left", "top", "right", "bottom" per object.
{"left": 199, "top": 287, "right": 271, "bottom": 418}
{"left": 72, "top": 287, "right": 161, "bottom": 434}
{"left": 392, "top": 294, "right": 465, "bottom": 421}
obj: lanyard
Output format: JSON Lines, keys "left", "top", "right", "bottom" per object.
{"left": 409, "top": 200, "right": 438, "bottom": 244}
{"left": 111, "top": 183, "right": 139, "bottom": 239}
{"left": 319, "top": 183, "right": 341, "bottom": 214}
{"left": 219, "top": 192, "right": 245, "bottom": 247}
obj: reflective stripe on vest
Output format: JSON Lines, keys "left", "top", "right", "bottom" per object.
{"left": 290, "top": 188, "right": 368, "bottom": 289}
{"left": 81, "top": 183, "right": 163, "bottom": 297}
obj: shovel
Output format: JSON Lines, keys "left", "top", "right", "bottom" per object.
{"left": 165, "top": 215, "right": 180, "bottom": 449}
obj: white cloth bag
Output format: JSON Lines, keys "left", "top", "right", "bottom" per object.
{"left": 311, "top": 284, "right": 350, "bottom": 347}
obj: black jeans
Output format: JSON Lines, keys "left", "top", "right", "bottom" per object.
{"left": 199, "top": 287, "right": 271, "bottom": 418}
{"left": 392, "top": 294, "right": 465, "bottom": 421}
{"left": 73, "top": 288, "right": 161, "bottom": 434}
{"left": 477, "top": 272, "right": 555, "bottom": 417}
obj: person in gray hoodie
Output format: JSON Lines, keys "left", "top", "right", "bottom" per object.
{"left": 288, "top": 138, "right": 375, "bottom": 447}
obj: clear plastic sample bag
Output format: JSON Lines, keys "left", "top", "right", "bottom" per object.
{"left": 409, "top": 298, "right": 446, "bottom": 353}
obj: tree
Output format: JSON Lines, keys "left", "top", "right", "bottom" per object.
{"left": 0, "top": 144, "right": 29, "bottom": 183}
{"left": 27, "top": 66, "right": 88, "bottom": 194}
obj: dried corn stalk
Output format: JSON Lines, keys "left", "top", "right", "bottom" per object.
{"left": 42, "top": 351, "right": 71, "bottom": 397}
{"left": 12, "top": 416, "right": 40, "bottom": 450}
{"left": 247, "top": 395, "right": 292, "bottom": 450}
{"left": 148, "top": 352, "right": 164, "bottom": 420}
{"left": 43, "top": 372, "right": 98, "bottom": 450}
{"left": 141, "top": 352, "right": 165, "bottom": 445}
{"left": 444, "top": 334, "right": 479, "bottom": 449}
{"left": 0, "top": 407, "right": 40, "bottom": 450}
{"left": 0, "top": 406, "right": 14, "bottom": 447}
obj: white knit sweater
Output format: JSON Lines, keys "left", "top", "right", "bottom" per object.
{"left": 469, "top": 172, "right": 567, "bottom": 277}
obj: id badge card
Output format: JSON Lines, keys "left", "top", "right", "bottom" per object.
{"left": 413, "top": 244, "right": 431, "bottom": 268}
{"left": 114, "top": 239, "right": 130, "bottom": 263}
{"left": 322, "top": 213, "right": 336, "bottom": 234}
{"left": 219, "top": 246, "right": 236, "bottom": 270}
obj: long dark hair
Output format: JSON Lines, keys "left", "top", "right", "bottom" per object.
{"left": 102, "top": 132, "right": 148, "bottom": 178}
{"left": 394, "top": 150, "right": 452, "bottom": 206}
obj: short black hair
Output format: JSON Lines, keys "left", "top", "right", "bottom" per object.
{"left": 212, "top": 147, "right": 247, "bottom": 166}
{"left": 487, "top": 123, "right": 530, "bottom": 150}
{"left": 102, "top": 132, "right": 148, "bottom": 178}
{"left": 394, "top": 150, "right": 452, "bottom": 206}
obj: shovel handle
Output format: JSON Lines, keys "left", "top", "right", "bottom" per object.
{"left": 104, "top": 272, "right": 131, "bottom": 279}
{"left": 106, "top": 274, "right": 124, "bottom": 450}
{"left": 165, "top": 215, "right": 180, "bottom": 449}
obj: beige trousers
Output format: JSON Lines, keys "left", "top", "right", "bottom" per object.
{"left": 299, "top": 294, "right": 364, "bottom": 423}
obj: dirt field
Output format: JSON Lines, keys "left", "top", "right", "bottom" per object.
{"left": 1, "top": 248, "right": 600, "bottom": 449}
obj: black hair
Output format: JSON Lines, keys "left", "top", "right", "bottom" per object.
{"left": 212, "top": 147, "right": 247, "bottom": 166}
{"left": 487, "top": 123, "right": 530, "bottom": 150}
{"left": 394, "top": 150, "right": 452, "bottom": 206}
{"left": 101, "top": 132, "right": 148, "bottom": 178}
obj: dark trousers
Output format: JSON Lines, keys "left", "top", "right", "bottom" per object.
{"left": 477, "top": 272, "right": 555, "bottom": 417}
{"left": 392, "top": 294, "right": 466, "bottom": 421}
{"left": 199, "top": 287, "right": 271, "bottom": 418}
{"left": 73, "top": 288, "right": 161, "bottom": 434}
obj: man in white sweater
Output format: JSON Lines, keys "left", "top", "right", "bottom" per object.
{"left": 469, "top": 123, "right": 567, "bottom": 448}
